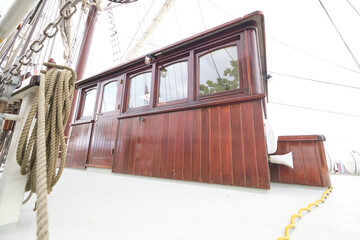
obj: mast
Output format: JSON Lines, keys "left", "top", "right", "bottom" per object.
{"left": 64, "top": 1, "right": 98, "bottom": 139}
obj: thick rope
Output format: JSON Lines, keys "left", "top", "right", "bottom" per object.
{"left": 16, "top": 62, "right": 76, "bottom": 240}
{"left": 36, "top": 71, "right": 48, "bottom": 239}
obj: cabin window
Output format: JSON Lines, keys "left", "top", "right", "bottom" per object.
{"left": 81, "top": 88, "right": 97, "bottom": 117}
{"left": 101, "top": 81, "right": 117, "bottom": 112}
{"left": 158, "top": 61, "right": 188, "bottom": 103}
{"left": 199, "top": 45, "right": 239, "bottom": 96}
{"left": 128, "top": 72, "right": 152, "bottom": 109}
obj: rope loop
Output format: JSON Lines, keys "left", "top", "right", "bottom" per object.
{"left": 17, "top": 62, "right": 76, "bottom": 240}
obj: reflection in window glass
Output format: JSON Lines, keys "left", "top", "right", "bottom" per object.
{"left": 199, "top": 45, "right": 239, "bottom": 96}
{"left": 81, "top": 89, "right": 96, "bottom": 117}
{"left": 101, "top": 81, "right": 117, "bottom": 112}
{"left": 128, "top": 72, "right": 152, "bottom": 108}
{"left": 159, "top": 61, "right": 188, "bottom": 103}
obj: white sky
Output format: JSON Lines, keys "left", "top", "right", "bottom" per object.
{"left": 80, "top": 0, "right": 360, "bottom": 150}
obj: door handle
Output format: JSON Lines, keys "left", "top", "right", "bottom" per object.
{"left": 95, "top": 112, "right": 103, "bottom": 122}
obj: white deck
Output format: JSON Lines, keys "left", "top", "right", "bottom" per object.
{"left": 0, "top": 169, "right": 359, "bottom": 240}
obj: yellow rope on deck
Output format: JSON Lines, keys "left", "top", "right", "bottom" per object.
{"left": 276, "top": 186, "right": 333, "bottom": 240}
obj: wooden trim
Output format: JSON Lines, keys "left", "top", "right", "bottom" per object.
{"left": 75, "top": 12, "right": 266, "bottom": 88}
{"left": 118, "top": 93, "right": 265, "bottom": 119}
{"left": 195, "top": 39, "right": 243, "bottom": 100}
{"left": 278, "top": 135, "right": 326, "bottom": 142}
{"left": 98, "top": 79, "right": 119, "bottom": 115}
{"left": 70, "top": 119, "right": 94, "bottom": 126}
{"left": 86, "top": 164, "right": 112, "bottom": 169}
{"left": 76, "top": 85, "right": 98, "bottom": 120}
{"left": 122, "top": 68, "right": 152, "bottom": 113}
{"left": 155, "top": 57, "right": 190, "bottom": 106}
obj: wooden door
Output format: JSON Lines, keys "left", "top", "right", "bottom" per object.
{"left": 87, "top": 79, "right": 120, "bottom": 168}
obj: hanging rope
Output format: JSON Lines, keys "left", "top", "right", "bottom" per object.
{"left": 16, "top": 62, "right": 76, "bottom": 240}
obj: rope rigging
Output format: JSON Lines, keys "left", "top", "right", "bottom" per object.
{"left": 318, "top": 0, "right": 360, "bottom": 70}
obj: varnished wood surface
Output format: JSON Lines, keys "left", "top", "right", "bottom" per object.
{"left": 269, "top": 136, "right": 331, "bottom": 187}
{"left": 113, "top": 100, "right": 270, "bottom": 189}
{"left": 278, "top": 135, "right": 326, "bottom": 142}
{"left": 87, "top": 114, "right": 117, "bottom": 167}
{"left": 65, "top": 123, "right": 92, "bottom": 169}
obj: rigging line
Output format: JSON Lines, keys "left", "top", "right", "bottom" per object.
{"left": 123, "top": 0, "right": 156, "bottom": 58}
{"left": 206, "top": 0, "right": 360, "bottom": 74}
{"left": 267, "top": 35, "right": 360, "bottom": 74}
{"left": 197, "top": 0, "right": 221, "bottom": 80}
{"left": 70, "top": 13, "right": 87, "bottom": 65}
{"left": 346, "top": 0, "right": 360, "bottom": 16}
{"left": 269, "top": 101, "right": 360, "bottom": 118}
{"left": 197, "top": 0, "right": 207, "bottom": 29}
{"left": 318, "top": 0, "right": 360, "bottom": 70}
{"left": 269, "top": 71, "right": 360, "bottom": 89}
{"left": 173, "top": 3, "right": 183, "bottom": 40}
{"left": 224, "top": 48, "right": 235, "bottom": 61}
{"left": 207, "top": 0, "right": 234, "bottom": 18}
{"left": 141, "top": 0, "right": 157, "bottom": 53}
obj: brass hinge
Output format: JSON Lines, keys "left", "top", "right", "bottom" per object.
{"left": 117, "top": 104, "right": 121, "bottom": 109}
{"left": 120, "top": 79, "right": 123, "bottom": 84}
{"left": 111, "top": 148, "right": 115, "bottom": 155}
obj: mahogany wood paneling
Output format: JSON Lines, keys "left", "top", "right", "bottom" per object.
{"left": 269, "top": 135, "right": 331, "bottom": 187}
{"left": 66, "top": 123, "right": 92, "bottom": 169}
{"left": 87, "top": 115, "right": 117, "bottom": 168}
{"left": 113, "top": 100, "right": 270, "bottom": 189}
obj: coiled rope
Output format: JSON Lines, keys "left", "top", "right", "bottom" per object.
{"left": 16, "top": 62, "right": 76, "bottom": 240}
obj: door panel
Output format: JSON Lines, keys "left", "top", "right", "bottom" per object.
{"left": 87, "top": 79, "right": 120, "bottom": 168}
{"left": 87, "top": 115, "right": 117, "bottom": 167}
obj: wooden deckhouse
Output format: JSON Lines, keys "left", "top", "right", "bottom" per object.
{"left": 66, "top": 12, "right": 330, "bottom": 189}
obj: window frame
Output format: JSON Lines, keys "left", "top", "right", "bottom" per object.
{"left": 195, "top": 39, "right": 243, "bottom": 100}
{"left": 155, "top": 56, "right": 190, "bottom": 107}
{"left": 123, "top": 68, "right": 153, "bottom": 113}
{"left": 77, "top": 85, "right": 98, "bottom": 120}
{"left": 99, "top": 80, "right": 118, "bottom": 114}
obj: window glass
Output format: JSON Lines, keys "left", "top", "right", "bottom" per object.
{"left": 159, "top": 61, "right": 188, "bottom": 103}
{"left": 128, "top": 72, "right": 152, "bottom": 108}
{"left": 81, "top": 89, "right": 96, "bottom": 117}
{"left": 199, "top": 45, "right": 239, "bottom": 96}
{"left": 101, "top": 81, "right": 117, "bottom": 112}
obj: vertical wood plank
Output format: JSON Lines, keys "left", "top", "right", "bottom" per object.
{"left": 192, "top": 109, "right": 201, "bottom": 181}
{"left": 66, "top": 123, "right": 91, "bottom": 169}
{"left": 252, "top": 101, "right": 270, "bottom": 189}
{"left": 134, "top": 117, "right": 144, "bottom": 175}
{"left": 241, "top": 102, "right": 258, "bottom": 188}
{"left": 200, "top": 107, "right": 210, "bottom": 183}
{"left": 314, "top": 141, "right": 331, "bottom": 186}
{"left": 146, "top": 116, "right": 155, "bottom": 176}
{"left": 301, "top": 142, "right": 321, "bottom": 186}
{"left": 288, "top": 141, "right": 306, "bottom": 185}
{"left": 127, "top": 118, "right": 139, "bottom": 174}
{"left": 277, "top": 142, "right": 293, "bottom": 184}
{"left": 159, "top": 113, "right": 169, "bottom": 178}
{"left": 183, "top": 110, "right": 193, "bottom": 181}
{"left": 269, "top": 163, "right": 280, "bottom": 182}
{"left": 112, "top": 120, "right": 125, "bottom": 172}
{"left": 230, "top": 104, "right": 245, "bottom": 186}
{"left": 210, "top": 106, "right": 221, "bottom": 183}
{"left": 121, "top": 119, "right": 133, "bottom": 173}
{"left": 152, "top": 114, "right": 163, "bottom": 177}
{"left": 219, "top": 105, "right": 233, "bottom": 185}
{"left": 139, "top": 117, "right": 149, "bottom": 176}
{"left": 174, "top": 111, "right": 184, "bottom": 180}
{"left": 167, "top": 113, "right": 176, "bottom": 179}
